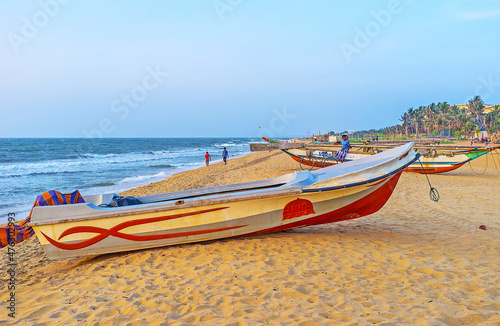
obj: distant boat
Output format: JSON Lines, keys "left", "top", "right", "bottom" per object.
{"left": 30, "top": 143, "right": 418, "bottom": 260}
{"left": 263, "top": 137, "right": 497, "bottom": 174}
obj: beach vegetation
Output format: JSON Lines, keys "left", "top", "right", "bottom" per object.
{"left": 466, "top": 96, "right": 485, "bottom": 128}
{"left": 349, "top": 96, "right": 500, "bottom": 141}
{"left": 484, "top": 105, "right": 500, "bottom": 133}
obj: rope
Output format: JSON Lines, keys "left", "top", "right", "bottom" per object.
{"left": 489, "top": 149, "right": 500, "bottom": 173}
{"left": 468, "top": 151, "right": 488, "bottom": 175}
{"left": 299, "top": 157, "right": 314, "bottom": 171}
{"left": 417, "top": 158, "right": 440, "bottom": 202}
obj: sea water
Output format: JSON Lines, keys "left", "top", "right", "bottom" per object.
{"left": 0, "top": 138, "right": 257, "bottom": 223}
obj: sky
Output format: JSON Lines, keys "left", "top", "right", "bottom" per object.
{"left": 1, "top": 0, "right": 499, "bottom": 138}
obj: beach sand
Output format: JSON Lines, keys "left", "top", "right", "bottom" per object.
{"left": 1, "top": 149, "right": 499, "bottom": 325}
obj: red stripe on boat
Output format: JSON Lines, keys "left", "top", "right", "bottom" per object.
{"left": 42, "top": 207, "right": 233, "bottom": 250}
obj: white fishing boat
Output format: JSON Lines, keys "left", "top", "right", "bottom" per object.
{"left": 29, "top": 143, "right": 418, "bottom": 260}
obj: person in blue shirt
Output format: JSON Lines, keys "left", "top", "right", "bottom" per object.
{"left": 335, "top": 134, "right": 351, "bottom": 162}
{"left": 222, "top": 147, "right": 229, "bottom": 165}
{"left": 341, "top": 134, "right": 351, "bottom": 150}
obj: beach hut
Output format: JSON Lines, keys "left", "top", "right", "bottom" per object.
{"left": 475, "top": 127, "right": 488, "bottom": 139}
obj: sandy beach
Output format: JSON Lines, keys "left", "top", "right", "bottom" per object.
{"left": 1, "top": 149, "right": 499, "bottom": 325}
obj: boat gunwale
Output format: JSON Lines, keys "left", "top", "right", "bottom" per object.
{"left": 28, "top": 188, "right": 303, "bottom": 227}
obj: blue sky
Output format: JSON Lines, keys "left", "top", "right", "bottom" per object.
{"left": 1, "top": 0, "right": 499, "bottom": 138}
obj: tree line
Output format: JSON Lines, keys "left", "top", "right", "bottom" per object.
{"left": 351, "top": 96, "right": 500, "bottom": 140}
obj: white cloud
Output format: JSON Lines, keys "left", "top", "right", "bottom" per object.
{"left": 456, "top": 10, "right": 500, "bottom": 20}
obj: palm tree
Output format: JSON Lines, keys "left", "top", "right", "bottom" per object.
{"left": 399, "top": 110, "right": 412, "bottom": 140}
{"left": 423, "top": 103, "right": 437, "bottom": 136}
{"left": 449, "top": 105, "right": 460, "bottom": 136}
{"left": 406, "top": 107, "right": 414, "bottom": 137}
{"left": 466, "top": 121, "right": 477, "bottom": 138}
{"left": 439, "top": 102, "right": 451, "bottom": 136}
{"left": 485, "top": 105, "right": 500, "bottom": 132}
{"left": 457, "top": 110, "right": 473, "bottom": 135}
{"left": 466, "top": 96, "right": 485, "bottom": 128}
{"left": 413, "top": 107, "right": 424, "bottom": 139}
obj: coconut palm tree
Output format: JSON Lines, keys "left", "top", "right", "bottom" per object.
{"left": 466, "top": 96, "right": 485, "bottom": 128}
{"left": 485, "top": 105, "right": 500, "bottom": 132}
{"left": 423, "top": 103, "right": 438, "bottom": 136}
{"left": 399, "top": 110, "right": 412, "bottom": 140}
{"left": 457, "top": 110, "right": 473, "bottom": 132}
{"left": 406, "top": 107, "right": 414, "bottom": 136}
{"left": 413, "top": 106, "right": 424, "bottom": 139}
{"left": 438, "top": 102, "right": 451, "bottom": 136}
{"left": 448, "top": 105, "right": 461, "bottom": 136}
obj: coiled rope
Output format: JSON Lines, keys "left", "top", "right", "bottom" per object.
{"left": 417, "top": 158, "right": 440, "bottom": 202}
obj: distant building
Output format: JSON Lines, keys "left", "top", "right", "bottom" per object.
{"left": 475, "top": 127, "right": 488, "bottom": 139}
{"left": 328, "top": 135, "right": 339, "bottom": 142}
{"left": 453, "top": 104, "right": 498, "bottom": 114}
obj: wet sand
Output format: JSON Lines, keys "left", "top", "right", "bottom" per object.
{"left": 1, "top": 149, "right": 499, "bottom": 325}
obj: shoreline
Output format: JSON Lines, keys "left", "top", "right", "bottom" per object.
{"left": 0, "top": 137, "right": 257, "bottom": 224}
{"left": 1, "top": 150, "right": 255, "bottom": 224}
{"left": 121, "top": 150, "right": 299, "bottom": 197}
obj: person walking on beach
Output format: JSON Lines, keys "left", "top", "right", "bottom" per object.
{"left": 205, "top": 152, "right": 211, "bottom": 166}
{"left": 222, "top": 147, "right": 229, "bottom": 165}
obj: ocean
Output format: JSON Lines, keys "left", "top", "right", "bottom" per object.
{"left": 0, "top": 138, "right": 257, "bottom": 224}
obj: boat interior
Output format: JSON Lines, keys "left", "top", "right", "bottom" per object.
{"left": 83, "top": 171, "right": 315, "bottom": 207}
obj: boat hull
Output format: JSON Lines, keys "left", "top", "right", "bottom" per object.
{"left": 32, "top": 172, "right": 402, "bottom": 259}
